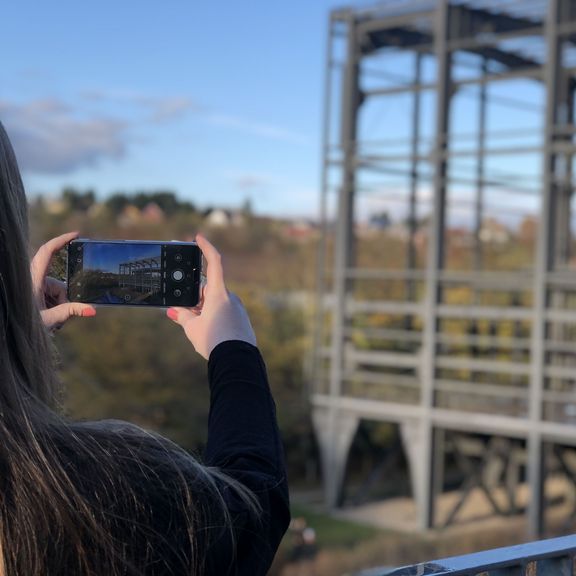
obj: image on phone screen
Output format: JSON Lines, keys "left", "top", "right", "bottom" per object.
{"left": 68, "top": 240, "right": 200, "bottom": 307}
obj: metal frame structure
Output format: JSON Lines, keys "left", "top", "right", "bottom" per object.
{"left": 118, "top": 257, "right": 161, "bottom": 293}
{"left": 312, "top": 0, "right": 576, "bottom": 538}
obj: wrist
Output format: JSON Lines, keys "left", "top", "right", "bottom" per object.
{"left": 208, "top": 339, "right": 259, "bottom": 362}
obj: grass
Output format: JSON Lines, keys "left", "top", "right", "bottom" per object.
{"left": 290, "top": 503, "right": 385, "bottom": 549}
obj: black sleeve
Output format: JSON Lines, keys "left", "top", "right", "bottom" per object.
{"left": 203, "top": 340, "right": 290, "bottom": 576}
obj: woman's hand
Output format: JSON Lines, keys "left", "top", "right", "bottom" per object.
{"left": 31, "top": 231, "right": 96, "bottom": 332}
{"left": 166, "top": 234, "right": 256, "bottom": 359}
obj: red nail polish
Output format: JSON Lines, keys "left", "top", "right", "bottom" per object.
{"left": 82, "top": 308, "right": 96, "bottom": 317}
{"left": 167, "top": 308, "right": 178, "bottom": 321}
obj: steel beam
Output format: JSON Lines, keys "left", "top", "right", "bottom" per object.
{"left": 474, "top": 57, "right": 488, "bottom": 273}
{"left": 435, "top": 379, "right": 528, "bottom": 400}
{"left": 348, "top": 349, "right": 421, "bottom": 369}
{"left": 312, "top": 15, "right": 338, "bottom": 396}
{"left": 436, "top": 356, "right": 531, "bottom": 376}
{"left": 329, "top": 9, "right": 359, "bottom": 403}
{"left": 325, "top": 9, "right": 361, "bottom": 509}
{"left": 406, "top": 52, "right": 422, "bottom": 331}
{"left": 312, "top": 392, "right": 576, "bottom": 446}
{"left": 527, "top": 0, "right": 561, "bottom": 540}
{"left": 364, "top": 67, "right": 544, "bottom": 98}
{"left": 417, "top": 0, "right": 451, "bottom": 532}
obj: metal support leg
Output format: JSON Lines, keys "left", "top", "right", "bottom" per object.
{"left": 313, "top": 407, "right": 359, "bottom": 508}
{"left": 401, "top": 421, "right": 443, "bottom": 528}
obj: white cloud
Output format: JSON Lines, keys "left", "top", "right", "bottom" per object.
{"left": 0, "top": 89, "right": 197, "bottom": 175}
{"left": 0, "top": 99, "right": 127, "bottom": 174}
{"left": 80, "top": 90, "right": 196, "bottom": 123}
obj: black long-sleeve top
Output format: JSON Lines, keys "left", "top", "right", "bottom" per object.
{"left": 203, "top": 340, "right": 291, "bottom": 575}
{"left": 58, "top": 340, "right": 289, "bottom": 575}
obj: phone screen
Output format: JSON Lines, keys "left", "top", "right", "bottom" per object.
{"left": 67, "top": 240, "right": 201, "bottom": 307}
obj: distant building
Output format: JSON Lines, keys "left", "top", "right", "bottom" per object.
{"left": 117, "top": 205, "right": 142, "bottom": 228}
{"left": 203, "top": 208, "right": 245, "bottom": 228}
{"left": 282, "top": 219, "right": 319, "bottom": 242}
{"left": 518, "top": 215, "right": 537, "bottom": 244}
{"left": 479, "top": 217, "right": 510, "bottom": 245}
{"left": 448, "top": 227, "right": 474, "bottom": 248}
{"left": 114, "top": 202, "right": 166, "bottom": 227}
{"left": 45, "top": 198, "right": 68, "bottom": 215}
{"left": 87, "top": 202, "right": 107, "bottom": 219}
{"left": 141, "top": 202, "right": 165, "bottom": 223}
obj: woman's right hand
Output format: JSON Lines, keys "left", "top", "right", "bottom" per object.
{"left": 165, "top": 234, "right": 257, "bottom": 360}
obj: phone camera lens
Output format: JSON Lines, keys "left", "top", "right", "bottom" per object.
{"left": 173, "top": 289, "right": 182, "bottom": 298}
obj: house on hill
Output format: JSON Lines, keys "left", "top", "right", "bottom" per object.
{"left": 203, "top": 208, "right": 245, "bottom": 228}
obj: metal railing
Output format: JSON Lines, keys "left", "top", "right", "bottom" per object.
{"left": 355, "top": 535, "right": 576, "bottom": 575}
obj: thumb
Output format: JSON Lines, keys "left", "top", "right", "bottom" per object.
{"left": 42, "top": 303, "right": 96, "bottom": 327}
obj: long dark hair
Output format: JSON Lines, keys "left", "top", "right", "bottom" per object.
{"left": 0, "top": 121, "right": 254, "bottom": 575}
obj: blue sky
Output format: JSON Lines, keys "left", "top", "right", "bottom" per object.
{"left": 83, "top": 243, "right": 161, "bottom": 274}
{"left": 0, "top": 1, "right": 547, "bottom": 224}
{"left": 1, "top": 0, "right": 357, "bottom": 218}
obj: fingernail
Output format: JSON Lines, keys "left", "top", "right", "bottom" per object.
{"left": 166, "top": 308, "right": 178, "bottom": 321}
{"left": 82, "top": 308, "right": 96, "bottom": 317}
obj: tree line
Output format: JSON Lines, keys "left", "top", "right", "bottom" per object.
{"left": 32, "top": 187, "right": 318, "bottom": 485}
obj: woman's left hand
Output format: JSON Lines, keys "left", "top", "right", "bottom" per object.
{"left": 31, "top": 231, "right": 96, "bottom": 332}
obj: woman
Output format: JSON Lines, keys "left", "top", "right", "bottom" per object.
{"left": 0, "top": 121, "right": 290, "bottom": 575}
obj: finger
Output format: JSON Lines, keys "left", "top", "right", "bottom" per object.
{"left": 42, "top": 302, "right": 96, "bottom": 327}
{"left": 31, "top": 231, "right": 79, "bottom": 291}
{"left": 194, "top": 234, "right": 225, "bottom": 291}
{"left": 166, "top": 306, "right": 197, "bottom": 327}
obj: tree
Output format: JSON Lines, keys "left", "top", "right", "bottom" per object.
{"left": 62, "top": 187, "right": 96, "bottom": 212}
{"left": 105, "top": 192, "right": 130, "bottom": 216}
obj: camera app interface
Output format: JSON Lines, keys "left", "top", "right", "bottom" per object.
{"left": 69, "top": 241, "right": 201, "bottom": 306}
{"left": 69, "top": 243, "right": 163, "bottom": 305}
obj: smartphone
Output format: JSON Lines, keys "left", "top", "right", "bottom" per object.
{"left": 67, "top": 239, "right": 202, "bottom": 307}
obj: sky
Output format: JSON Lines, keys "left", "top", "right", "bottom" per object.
{"left": 83, "top": 243, "right": 161, "bottom": 274}
{"left": 0, "top": 0, "right": 550, "bottom": 225}
{"left": 1, "top": 0, "right": 359, "bottom": 219}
